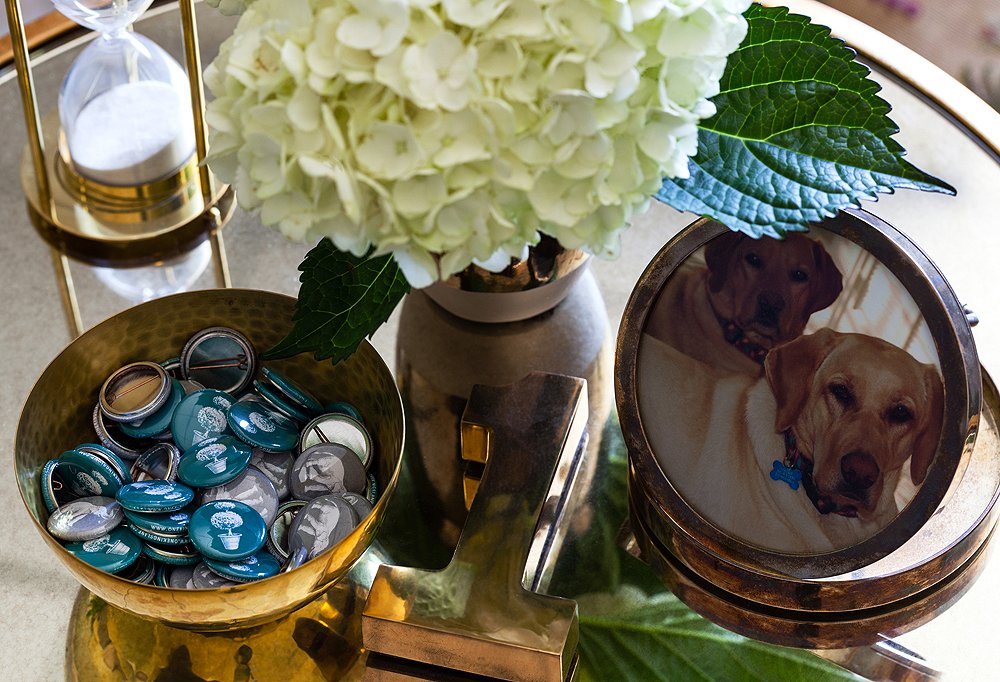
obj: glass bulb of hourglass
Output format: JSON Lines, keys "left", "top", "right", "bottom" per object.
{"left": 54, "top": 0, "right": 196, "bottom": 186}
{"left": 51, "top": 0, "right": 154, "bottom": 34}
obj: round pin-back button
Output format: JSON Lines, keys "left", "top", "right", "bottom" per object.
{"left": 253, "top": 379, "right": 312, "bottom": 424}
{"left": 192, "top": 561, "right": 240, "bottom": 589}
{"left": 92, "top": 404, "right": 146, "bottom": 461}
{"left": 126, "top": 523, "right": 191, "bottom": 546}
{"left": 200, "top": 467, "right": 280, "bottom": 527}
{"left": 99, "top": 362, "right": 171, "bottom": 424}
{"left": 75, "top": 444, "right": 133, "bottom": 486}
{"left": 40, "top": 459, "right": 69, "bottom": 513}
{"left": 177, "top": 436, "right": 252, "bottom": 488}
{"left": 170, "top": 389, "right": 235, "bottom": 451}
{"left": 118, "top": 553, "right": 156, "bottom": 585}
{"left": 65, "top": 526, "right": 142, "bottom": 574}
{"left": 58, "top": 448, "right": 124, "bottom": 498}
{"left": 259, "top": 367, "right": 324, "bottom": 416}
{"left": 47, "top": 496, "right": 123, "bottom": 541}
{"left": 180, "top": 327, "right": 257, "bottom": 396}
{"left": 323, "top": 401, "right": 364, "bottom": 424}
{"left": 189, "top": 500, "right": 267, "bottom": 561}
{"left": 166, "top": 563, "right": 199, "bottom": 589}
{"left": 286, "top": 495, "right": 359, "bottom": 562}
{"left": 159, "top": 357, "right": 181, "bottom": 377}
{"left": 205, "top": 552, "right": 281, "bottom": 583}
{"left": 266, "top": 500, "right": 307, "bottom": 562}
{"left": 227, "top": 402, "right": 299, "bottom": 453}
{"left": 290, "top": 443, "right": 368, "bottom": 500}
{"left": 120, "top": 379, "right": 184, "bottom": 440}
{"left": 122, "top": 503, "right": 195, "bottom": 536}
{"left": 250, "top": 448, "right": 294, "bottom": 501}
{"left": 130, "top": 443, "right": 181, "bottom": 482}
{"left": 340, "top": 491, "right": 374, "bottom": 520}
{"left": 141, "top": 541, "right": 201, "bottom": 566}
{"left": 299, "top": 413, "right": 373, "bottom": 470}
{"left": 116, "top": 480, "right": 195, "bottom": 513}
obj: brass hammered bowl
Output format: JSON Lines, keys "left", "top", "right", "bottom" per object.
{"left": 15, "top": 289, "right": 404, "bottom": 630}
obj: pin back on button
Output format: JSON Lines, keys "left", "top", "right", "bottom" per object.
{"left": 180, "top": 327, "right": 257, "bottom": 396}
{"left": 130, "top": 443, "right": 181, "bottom": 482}
{"left": 299, "top": 413, "right": 373, "bottom": 470}
{"left": 99, "top": 362, "right": 171, "bottom": 424}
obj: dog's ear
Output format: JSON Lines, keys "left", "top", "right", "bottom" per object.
{"left": 764, "top": 328, "right": 838, "bottom": 432}
{"left": 910, "top": 366, "right": 944, "bottom": 485}
{"left": 806, "top": 239, "right": 844, "bottom": 314}
{"left": 704, "top": 231, "right": 746, "bottom": 293}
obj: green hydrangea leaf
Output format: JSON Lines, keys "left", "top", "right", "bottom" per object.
{"left": 264, "top": 240, "right": 410, "bottom": 364}
{"left": 577, "top": 590, "right": 860, "bottom": 682}
{"left": 656, "top": 3, "right": 955, "bottom": 238}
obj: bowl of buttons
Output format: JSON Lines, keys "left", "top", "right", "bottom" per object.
{"left": 15, "top": 289, "right": 404, "bottom": 630}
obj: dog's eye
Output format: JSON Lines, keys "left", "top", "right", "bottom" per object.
{"left": 887, "top": 404, "right": 914, "bottom": 424}
{"left": 790, "top": 269, "right": 809, "bottom": 283}
{"left": 745, "top": 252, "right": 763, "bottom": 268}
{"left": 829, "top": 383, "right": 854, "bottom": 406}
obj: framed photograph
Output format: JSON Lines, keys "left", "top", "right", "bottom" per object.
{"left": 616, "top": 209, "right": 980, "bottom": 578}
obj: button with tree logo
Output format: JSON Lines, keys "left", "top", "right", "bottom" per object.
{"left": 188, "top": 500, "right": 266, "bottom": 561}
{"left": 64, "top": 526, "right": 142, "bottom": 574}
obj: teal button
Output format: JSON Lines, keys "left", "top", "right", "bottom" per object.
{"left": 141, "top": 541, "right": 201, "bottom": 566}
{"left": 188, "top": 500, "right": 266, "bottom": 561}
{"left": 260, "top": 367, "right": 323, "bottom": 415}
{"left": 126, "top": 523, "right": 191, "bottom": 546}
{"left": 170, "top": 389, "right": 235, "bottom": 451}
{"left": 116, "top": 480, "right": 194, "bottom": 513}
{"left": 120, "top": 379, "right": 184, "bottom": 440}
{"left": 75, "top": 444, "right": 133, "bottom": 486}
{"left": 123, "top": 503, "right": 195, "bottom": 535}
{"left": 40, "top": 459, "right": 65, "bottom": 513}
{"left": 324, "top": 401, "right": 364, "bottom": 423}
{"left": 253, "top": 379, "right": 312, "bottom": 424}
{"left": 177, "top": 436, "right": 252, "bottom": 488}
{"left": 59, "top": 448, "right": 124, "bottom": 498}
{"left": 226, "top": 403, "right": 298, "bottom": 453}
{"left": 204, "top": 552, "right": 280, "bottom": 583}
{"left": 65, "top": 526, "right": 142, "bottom": 574}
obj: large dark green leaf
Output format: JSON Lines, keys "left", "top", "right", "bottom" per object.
{"left": 657, "top": 4, "right": 954, "bottom": 238}
{"left": 577, "top": 590, "right": 860, "bottom": 682}
{"left": 264, "top": 240, "right": 410, "bottom": 364}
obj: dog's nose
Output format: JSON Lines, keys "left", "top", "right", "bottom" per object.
{"left": 841, "top": 451, "right": 879, "bottom": 491}
{"left": 756, "top": 292, "right": 784, "bottom": 326}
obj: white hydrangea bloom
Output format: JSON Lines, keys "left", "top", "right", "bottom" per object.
{"left": 206, "top": 0, "right": 750, "bottom": 286}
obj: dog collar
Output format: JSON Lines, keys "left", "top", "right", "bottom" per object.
{"left": 716, "top": 317, "right": 768, "bottom": 366}
{"left": 770, "top": 430, "right": 858, "bottom": 518}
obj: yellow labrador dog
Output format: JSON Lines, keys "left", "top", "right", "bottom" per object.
{"left": 638, "top": 328, "right": 943, "bottom": 553}
{"left": 645, "top": 232, "right": 843, "bottom": 376}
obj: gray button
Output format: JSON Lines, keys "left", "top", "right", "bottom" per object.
{"left": 287, "top": 494, "right": 359, "bottom": 561}
{"left": 166, "top": 564, "right": 199, "bottom": 590}
{"left": 250, "top": 448, "right": 294, "bottom": 501}
{"left": 200, "top": 466, "right": 280, "bottom": 527}
{"left": 290, "top": 443, "right": 367, "bottom": 500}
{"left": 47, "top": 496, "right": 123, "bottom": 541}
{"left": 192, "top": 562, "right": 240, "bottom": 589}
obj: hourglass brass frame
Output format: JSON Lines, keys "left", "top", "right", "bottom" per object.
{"left": 2, "top": 0, "right": 233, "bottom": 337}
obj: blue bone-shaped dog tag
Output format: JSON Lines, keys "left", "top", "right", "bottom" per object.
{"left": 770, "top": 460, "right": 802, "bottom": 490}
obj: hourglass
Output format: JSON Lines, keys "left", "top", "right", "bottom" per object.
{"left": 54, "top": 0, "right": 195, "bottom": 186}
{"left": 4, "top": 0, "right": 234, "bottom": 336}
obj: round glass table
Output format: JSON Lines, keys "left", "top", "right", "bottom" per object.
{"left": 1, "top": 1, "right": 998, "bottom": 679}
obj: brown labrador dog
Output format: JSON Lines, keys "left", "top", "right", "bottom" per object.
{"left": 646, "top": 231, "right": 843, "bottom": 375}
{"left": 765, "top": 328, "right": 944, "bottom": 520}
{"left": 639, "top": 328, "right": 943, "bottom": 551}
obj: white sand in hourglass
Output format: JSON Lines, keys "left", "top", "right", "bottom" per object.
{"left": 68, "top": 80, "right": 195, "bottom": 186}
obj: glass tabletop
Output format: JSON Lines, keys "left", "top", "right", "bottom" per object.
{"left": 1, "top": 1, "right": 998, "bottom": 680}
